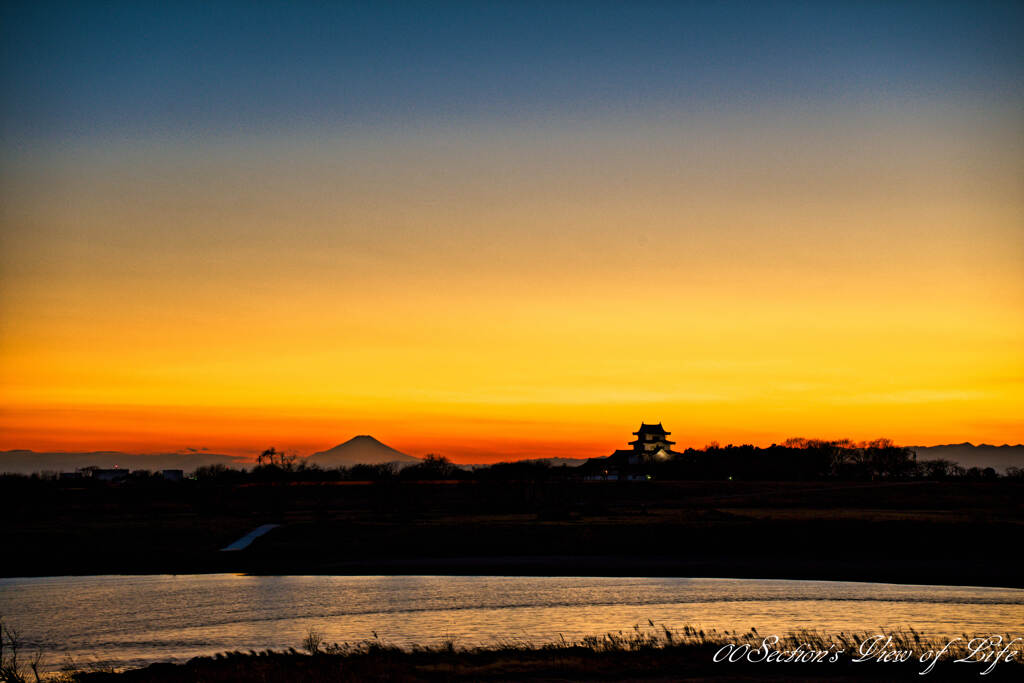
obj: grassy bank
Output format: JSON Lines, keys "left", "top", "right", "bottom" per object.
{"left": 15, "top": 626, "right": 1020, "bottom": 683}
{"left": 3, "top": 479, "right": 1023, "bottom": 587}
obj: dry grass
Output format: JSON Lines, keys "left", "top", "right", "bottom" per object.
{"left": 64, "top": 623, "right": 1024, "bottom": 682}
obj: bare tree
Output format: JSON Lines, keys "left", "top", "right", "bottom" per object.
{"left": 257, "top": 447, "right": 297, "bottom": 470}
{"left": 0, "top": 617, "right": 42, "bottom": 683}
{"left": 302, "top": 629, "right": 324, "bottom": 655}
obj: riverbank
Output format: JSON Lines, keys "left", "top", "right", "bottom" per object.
{"left": 4, "top": 479, "right": 1022, "bottom": 588}
{"left": 241, "top": 554, "right": 1023, "bottom": 589}
{"left": 7, "top": 556, "right": 1023, "bottom": 590}
{"left": 64, "top": 627, "right": 1024, "bottom": 682}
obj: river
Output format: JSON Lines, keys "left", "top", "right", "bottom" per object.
{"left": 1, "top": 575, "right": 1022, "bottom": 672}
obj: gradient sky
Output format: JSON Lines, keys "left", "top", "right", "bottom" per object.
{"left": 1, "top": 1, "right": 1022, "bottom": 462}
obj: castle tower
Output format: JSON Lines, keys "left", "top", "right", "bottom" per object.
{"left": 629, "top": 422, "right": 676, "bottom": 454}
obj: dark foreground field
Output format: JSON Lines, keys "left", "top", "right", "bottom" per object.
{"left": 62, "top": 628, "right": 1024, "bottom": 682}
{"left": 2, "top": 478, "right": 1023, "bottom": 587}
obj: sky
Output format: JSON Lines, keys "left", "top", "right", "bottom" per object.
{"left": 1, "top": 1, "right": 1022, "bottom": 462}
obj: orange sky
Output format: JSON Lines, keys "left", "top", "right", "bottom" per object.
{"left": 1, "top": 107, "right": 1022, "bottom": 462}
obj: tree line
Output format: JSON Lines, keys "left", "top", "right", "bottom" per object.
{"left": 2, "top": 441, "right": 1017, "bottom": 485}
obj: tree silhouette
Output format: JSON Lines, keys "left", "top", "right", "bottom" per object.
{"left": 257, "top": 447, "right": 296, "bottom": 470}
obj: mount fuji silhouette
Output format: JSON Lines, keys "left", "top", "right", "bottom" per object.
{"left": 307, "top": 435, "right": 419, "bottom": 467}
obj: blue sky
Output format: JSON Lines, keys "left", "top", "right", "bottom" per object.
{"left": 3, "top": 1, "right": 1022, "bottom": 143}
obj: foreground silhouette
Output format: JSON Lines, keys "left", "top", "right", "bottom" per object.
{"left": 63, "top": 625, "right": 1024, "bottom": 682}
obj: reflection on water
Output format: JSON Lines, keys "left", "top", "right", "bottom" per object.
{"left": 1, "top": 575, "right": 1023, "bottom": 671}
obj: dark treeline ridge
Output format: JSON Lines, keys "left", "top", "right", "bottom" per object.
{"left": 3, "top": 453, "right": 1023, "bottom": 583}
{"left": 4, "top": 438, "right": 1012, "bottom": 486}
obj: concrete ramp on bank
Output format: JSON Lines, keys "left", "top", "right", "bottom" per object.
{"left": 220, "top": 524, "right": 281, "bottom": 551}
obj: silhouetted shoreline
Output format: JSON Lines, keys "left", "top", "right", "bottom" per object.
{"left": 4, "top": 476, "right": 1022, "bottom": 588}
{"left": 245, "top": 556, "right": 1024, "bottom": 590}
{"left": 7, "top": 556, "right": 1019, "bottom": 590}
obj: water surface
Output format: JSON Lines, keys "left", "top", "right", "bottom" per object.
{"left": 1, "top": 575, "right": 1022, "bottom": 672}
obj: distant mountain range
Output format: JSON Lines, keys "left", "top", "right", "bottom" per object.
{"left": 2, "top": 441, "right": 1021, "bottom": 475}
{"left": 457, "top": 457, "right": 589, "bottom": 471}
{"left": 521, "top": 457, "right": 589, "bottom": 467}
{"left": 306, "top": 435, "right": 420, "bottom": 468}
{"left": 0, "top": 450, "right": 247, "bottom": 475}
{"left": 909, "top": 443, "right": 1024, "bottom": 472}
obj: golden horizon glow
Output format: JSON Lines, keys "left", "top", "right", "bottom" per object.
{"left": 2, "top": 109, "right": 1022, "bottom": 462}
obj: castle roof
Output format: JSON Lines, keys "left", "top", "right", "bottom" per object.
{"left": 633, "top": 422, "right": 670, "bottom": 436}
